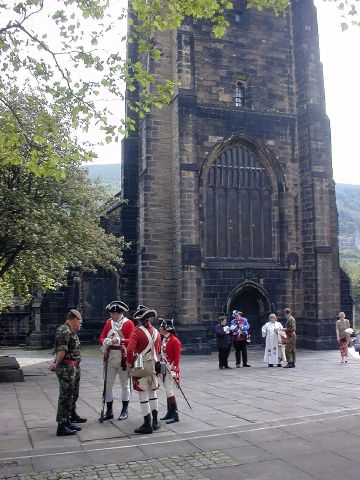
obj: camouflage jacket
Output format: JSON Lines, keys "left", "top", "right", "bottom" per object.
{"left": 285, "top": 316, "right": 296, "bottom": 335}
{"left": 54, "top": 322, "right": 81, "bottom": 363}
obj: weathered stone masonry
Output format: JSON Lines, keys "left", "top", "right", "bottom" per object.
{"left": 121, "top": 0, "right": 351, "bottom": 350}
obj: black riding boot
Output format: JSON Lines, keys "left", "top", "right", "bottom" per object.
{"left": 166, "top": 399, "right": 179, "bottom": 424}
{"left": 118, "top": 400, "right": 129, "bottom": 420}
{"left": 152, "top": 409, "right": 161, "bottom": 431}
{"left": 103, "top": 401, "right": 114, "bottom": 420}
{"left": 56, "top": 422, "right": 77, "bottom": 436}
{"left": 134, "top": 413, "right": 153, "bottom": 434}
{"left": 160, "top": 399, "right": 172, "bottom": 421}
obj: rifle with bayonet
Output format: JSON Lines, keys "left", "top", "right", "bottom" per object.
{"left": 99, "top": 350, "right": 109, "bottom": 423}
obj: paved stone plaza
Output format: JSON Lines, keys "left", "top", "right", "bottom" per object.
{"left": 1, "top": 345, "right": 360, "bottom": 479}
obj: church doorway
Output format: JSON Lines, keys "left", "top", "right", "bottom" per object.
{"left": 227, "top": 281, "right": 271, "bottom": 344}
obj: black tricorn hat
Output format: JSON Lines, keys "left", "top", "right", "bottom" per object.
{"left": 133, "top": 305, "right": 157, "bottom": 322}
{"left": 105, "top": 301, "right": 129, "bottom": 313}
{"left": 159, "top": 318, "right": 175, "bottom": 331}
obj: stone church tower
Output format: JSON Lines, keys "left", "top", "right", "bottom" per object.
{"left": 121, "top": 0, "right": 345, "bottom": 349}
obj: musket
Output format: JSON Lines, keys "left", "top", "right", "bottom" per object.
{"left": 99, "top": 349, "right": 109, "bottom": 423}
{"left": 165, "top": 364, "right": 192, "bottom": 411}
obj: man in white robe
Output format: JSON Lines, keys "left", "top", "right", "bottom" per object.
{"left": 262, "top": 314, "right": 284, "bottom": 367}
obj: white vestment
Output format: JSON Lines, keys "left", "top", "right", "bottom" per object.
{"left": 262, "top": 321, "right": 283, "bottom": 364}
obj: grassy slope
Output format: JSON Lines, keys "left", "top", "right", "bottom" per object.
{"left": 84, "top": 167, "right": 360, "bottom": 242}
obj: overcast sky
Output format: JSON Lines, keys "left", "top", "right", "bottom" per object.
{"left": 92, "top": 1, "right": 360, "bottom": 186}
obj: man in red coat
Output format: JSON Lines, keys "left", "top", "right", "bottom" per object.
{"left": 98, "top": 300, "right": 134, "bottom": 421}
{"left": 159, "top": 318, "right": 182, "bottom": 424}
{"left": 127, "top": 306, "right": 161, "bottom": 434}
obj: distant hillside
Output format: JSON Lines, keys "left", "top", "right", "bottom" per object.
{"left": 82, "top": 168, "right": 358, "bottom": 237}
{"left": 336, "top": 184, "right": 360, "bottom": 236}
{"left": 84, "top": 163, "right": 121, "bottom": 187}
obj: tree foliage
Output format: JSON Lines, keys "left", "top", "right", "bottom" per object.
{"left": 0, "top": 92, "right": 125, "bottom": 311}
{"left": 1, "top": 0, "right": 357, "bottom": 176}
{"left": 341, "top": 254, "right": 360, "bottom": 313}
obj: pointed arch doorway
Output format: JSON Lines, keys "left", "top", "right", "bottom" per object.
{"left": 227, "top": 281, "right": 271, "bottom": 344}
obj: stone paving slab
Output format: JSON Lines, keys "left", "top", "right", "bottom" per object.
{"left": 0, "top": 451, "right": 239, "bottom": 480}
{"left": 202, "top": 458, "right": 314, "bottom": 480}
{"left": 288, "top": 450, "right": 359, "bottom": 476}
{"left": 1, "top": 346, "right": 360, "bottom": 478}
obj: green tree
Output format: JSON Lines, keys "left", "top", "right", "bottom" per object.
{"left": 1, "top": 1, "right": 357, "bottom": 176}
{"left": 341, "top": 255, "right": 360, "bottom": 314}
{"left": 0, "top": 91, "right": 125, "bottom": 310}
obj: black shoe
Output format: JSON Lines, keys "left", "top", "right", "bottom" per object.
{"left": 56, "top": 423, "right": 77, "bottom": 436}
{"left": 219, "top": 366, "right": 225, "bottom": 370}
{"left": 268, "top": 364, "right": 273, "bottom": 367}
{"left": 160, "top": 411, "right": 172, "bottom": 421}
{"left": 152, "top": 409, "right": 161, "bottom": 431}
{"left": 283, "top": 363, "right": 293, "bottom": 368}
{"left": 236, "top": 364, "right": 240, "bottom": 368}
{"left": 224, "top": 366, "right": 232, "bottom": 369}
{"left": 277, "top": 364, "right": 282, "bottom": 367}
{"left": 103, "top": 411, "right": 114, "bottom": 420}
{"left": 103, "top": 400, "right": 114, "bottom": 420}
{"left": 161, "top": 398, "right": 174, "bottom": 421}
{"left": 118, "top": 410, "right": 128, "bottom": 420}
{"left": 67, "top": 423, "right": 81, "bottom": 431}
{"left": 70, "top": 413, "right": 87, "bottom": 423}
{"left": 134, "top": 414, "right": 153, "bottom": 434}
{"left": 134, "top": 423, "right": 153, "bottom": 434}
{"left": 243, "top": 364, "right": 251, "bottom": 367}
{"left": 152, "top": 421, "right": 161, "bottom": 431}
{"left": 118, "top": 401, "right": 129, "bottom": 421}
{"left": 166, "top": 411, "right": 179, "bottom": 424}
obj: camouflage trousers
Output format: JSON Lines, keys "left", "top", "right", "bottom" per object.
{"left": 285, "top": 335, "right": 296, "bottom": 364}
{"left": 56, "top": 364, "right": 80, "bottom": 424}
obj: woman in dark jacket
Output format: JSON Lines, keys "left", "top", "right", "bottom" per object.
{"left": 216, "top": 316, "right": 232, "bottom": 369}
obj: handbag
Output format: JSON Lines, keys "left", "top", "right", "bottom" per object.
{"left": 130, "top": 327, "right": 159, "bottom": 378}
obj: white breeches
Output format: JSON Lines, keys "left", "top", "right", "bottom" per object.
{"left": 106, "top": 365, "right": 130, "bottom": 402}
{"left": 138, "top": 388, "right": 158, "bottom": 416}
{"left": 163, "top": 372, "right": 175, "bottom": 398}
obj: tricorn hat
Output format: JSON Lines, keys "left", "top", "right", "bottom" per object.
{"left": 159, "top": 318, "right": 175, "bottom": 331}
{"left": 105, "top": 301, "right": 129, "bottom": 313}
{"left": 133, "top": 305, "right": 157, "bottom": 323}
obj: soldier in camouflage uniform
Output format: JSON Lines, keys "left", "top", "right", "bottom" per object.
{"left": 49, "top": 309, "right": 87, "bottom": 436}
{"left": 283, "top": 308, "right": 297, "bottom": 369}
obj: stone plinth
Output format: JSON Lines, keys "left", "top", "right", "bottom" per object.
{"left": 0, "top": 356, "right": 24, "bottom": 382}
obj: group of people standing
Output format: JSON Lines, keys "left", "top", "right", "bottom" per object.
{"left": 50, "top": 303, "right": 352, "bottom": 437}
{"left": 262, "top": 308, "right": 296, "bottom": 368}
{"left": 50, "top": 301, "right": 182, "bottom": 437}
{"left": 216, "top": 308, "right": 297, "bottom": 370}
{"left": 215, "top": 310, "right": 251, "bottom": 369}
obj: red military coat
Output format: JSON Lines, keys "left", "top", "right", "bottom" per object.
{"left": 127, "top": 324, "right": 161, "bottom": 392}
{"left": 98, "top": 317, "right": 134, "bottom": 361}
{"left": 126, "top": 324, "right": 161, "bottom": 366}
{"left": 161, "top": 333, "right": 182, "bottom": 379}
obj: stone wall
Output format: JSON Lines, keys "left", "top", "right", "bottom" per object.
{"left": 0, "top": 304, "right": 31, "bottom": 346}
{"left": 120, "top": 0, "right": 348, "bottom": 349}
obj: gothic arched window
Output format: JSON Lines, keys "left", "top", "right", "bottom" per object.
{"left": 205, "top": 143, "right": 273, "bottom": 259}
